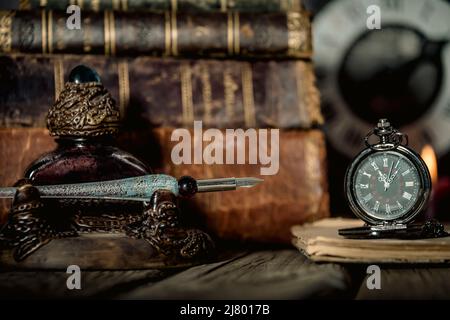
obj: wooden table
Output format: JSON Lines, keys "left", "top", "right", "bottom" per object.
{"left": 1, "top": 247, "right": 450, "bottom": 299}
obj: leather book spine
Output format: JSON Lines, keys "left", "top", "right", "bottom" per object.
{"left": 0, "top": 54, "right": 323, "bottom": 129}
{"left": 0, "top": 128, "right": 330, "bottom": 243}
{"left": 0, "top": 10, "right": 311, "bottom": 58}
{"left": 17, "top": 0, "right": 304, "bottom": 13}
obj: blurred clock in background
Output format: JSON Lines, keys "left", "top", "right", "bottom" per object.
{"left": 313, "top": 0, "right": 450, "bottom": 156}
{"left": 307, "top": 0, "right": 450, "bottom": 214}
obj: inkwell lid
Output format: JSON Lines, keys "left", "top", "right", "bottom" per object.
{"left": 46, "top": 65, "right": 120, "bottom": 137}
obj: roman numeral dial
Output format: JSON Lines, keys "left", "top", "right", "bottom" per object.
{"left": 353, "top": 151, "right": 421, "bottom": 220}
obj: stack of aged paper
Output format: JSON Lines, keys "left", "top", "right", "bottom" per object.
{"left": 291, "top": 218, "right": 450, "bottom": 263}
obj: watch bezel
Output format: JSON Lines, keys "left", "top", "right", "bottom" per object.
{"left": 345, "top": 145, "right": 431, "bottom": 225}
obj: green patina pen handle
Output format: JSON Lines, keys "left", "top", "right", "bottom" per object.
{"left": 0, "top": 175, "right": 263, "bottom": 201}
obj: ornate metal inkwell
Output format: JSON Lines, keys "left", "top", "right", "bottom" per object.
{"left": 341, "top": 119, "right": 448, "bottom": 239}
{"left": 0, "top": 65, "right": 262, "bottom": 269}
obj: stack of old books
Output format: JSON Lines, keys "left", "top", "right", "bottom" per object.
{"left": 0, "top": 0, "right": 328, "bottom": 243}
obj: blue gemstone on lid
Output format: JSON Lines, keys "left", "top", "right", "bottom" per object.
{"left": 68, "top": 65, "right": 101, "bottom": 84}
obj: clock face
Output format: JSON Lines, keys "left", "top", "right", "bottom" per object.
{"left": 353, "top": 151, "right": 421, "bottom": 220}
{"left": 314, "top": 0, "right": 450, "bottom": 157}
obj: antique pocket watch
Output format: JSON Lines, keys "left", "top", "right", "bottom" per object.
{"left": 340, "top": 119, "right": 446, "bottom": 239}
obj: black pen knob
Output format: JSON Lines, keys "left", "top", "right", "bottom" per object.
{"left": 177, "top": 176, "right": 198, "bottom": 198}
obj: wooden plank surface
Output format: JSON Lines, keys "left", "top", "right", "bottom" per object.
{"left": 0, "top": 249, "right": 350, "bottom": 299}
{"left": 355, "top": 266, "right": 450, "bottom": 299}
{"left": 119, "top": 250, "right": 350, "bottom": 299}
{"left": 0, "top": 270, "right": 169, "bottom": 299}
{"left": 2, "top": 248, "right": 450, "bottom": 299}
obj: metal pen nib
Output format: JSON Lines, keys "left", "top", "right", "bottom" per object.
{"left": 196, "top": 177, "right": 264, "bottom": 193}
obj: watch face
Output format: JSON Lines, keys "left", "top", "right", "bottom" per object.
{"left": 353, "top": 151, "right": 421, "bottom": 220}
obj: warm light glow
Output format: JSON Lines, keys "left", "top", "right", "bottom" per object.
{"left": 421, "top": 144, "right": 438, "bottom": 187}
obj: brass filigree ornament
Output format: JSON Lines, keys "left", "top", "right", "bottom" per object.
{"left": 47, "top": 82, "right": 120, "bottom": 137}
{"left": 126, "top": 191, "right": 214, "bottom": 260}
{"left": 0, "top": 180, "right": 77, "bottom": 261}
{"left": 0, "top": 185, "right": 214, "bottom": 262}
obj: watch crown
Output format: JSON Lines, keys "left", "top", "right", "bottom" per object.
{"left": 377, "top": 118, "right": 391, "bottom": 129}
{"left": 374, "top": 119, "right": 394, "bottom": 138}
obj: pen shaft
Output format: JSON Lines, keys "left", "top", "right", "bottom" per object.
{"left": 0, "top": 175, "right": 179, "bottom": 201}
